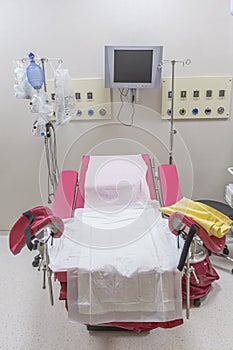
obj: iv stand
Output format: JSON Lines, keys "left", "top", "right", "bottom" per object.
{"left": 40, "top": 58, "right": 59, "bottom": 203}
{"left": 21, "top": 55, "right": 62, "bottom": 203}
{"left": 163, "top": 59, "right": 191, "bottom": 164}
{"left": 35, "top": 57, "right": 60, "bottom": 203}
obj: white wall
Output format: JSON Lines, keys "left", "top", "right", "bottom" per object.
{"left": 1, "top": 0, "right": 233, "bottom": 230}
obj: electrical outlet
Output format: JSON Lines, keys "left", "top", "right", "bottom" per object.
{"left": 47, "top": 78, "right": 112, "bottom": 120}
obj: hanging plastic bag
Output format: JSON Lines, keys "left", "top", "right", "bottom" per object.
{"left": 13, "top": 61, "right": 32, "bottom": 99}
{"left": 54, "top": 68, "right": 75, "bottom": 125}
{"left": 29, "top": 91, "right": 54, "bottom": 121}
{"left": 31, "top": 117, "right": 47, "bottom": 137}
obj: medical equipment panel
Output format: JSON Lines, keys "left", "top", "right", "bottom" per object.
{"left": 162, "top": 76, "right": 232, "bottom": 120}
{"left": 47, "top": 78, "right": 111, "bottom": 120}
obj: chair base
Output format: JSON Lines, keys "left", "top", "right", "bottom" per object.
{"left": 87, "top": 325, "right": 134, "bottom": 332}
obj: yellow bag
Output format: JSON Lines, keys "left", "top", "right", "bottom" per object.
{"left": 160, "top": 197, "right": 232, "bottom": 238}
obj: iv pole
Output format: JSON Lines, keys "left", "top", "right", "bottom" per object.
{"left": 35, "top": 56, "right": 61, "bottom": 203}
{"left": 40, "top": 57, "right": 59, "bottom": 202}
{"left": 21, "top": 54, "right": 62, "bottom": 203}
{"left": 163, "top": 59, "right": 191, "bottom": 164}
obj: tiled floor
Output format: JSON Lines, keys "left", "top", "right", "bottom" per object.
{"left": 1, "top": 235, "right": 233, "bottom": 350}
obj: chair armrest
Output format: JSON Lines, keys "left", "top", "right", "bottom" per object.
{"left": 52, "top": 170, "right": 78, "bottom": 219}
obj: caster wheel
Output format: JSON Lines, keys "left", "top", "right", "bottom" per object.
{"left": 32, "top": 260, "right": 39, "bottom": 267}
{"left": 32, "top": 255, "right": 40, "bottom": 267}
{"left": 231, "top": 269, "right": 233, "bottom": 274}
{"left": 194, "top": 298, "right": 201, "bottom": 307}
{"left": 223, "top": 247, "right": 229, "bottom": 255}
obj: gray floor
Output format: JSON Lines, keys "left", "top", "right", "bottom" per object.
{"left": 1, "top": 235, "right": 233, "bottom": 350}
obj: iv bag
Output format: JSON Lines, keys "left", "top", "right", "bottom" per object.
{"left": 29, "top": 91, "right": 53, "bottom": 121}
{"left": 54, "top": 68, "right": 75, "bottom": 125}
{"left": 32, "top": 117, "right": 47, "bottom": 137}
{"left": 13, "top": 62, "right": 32, "bottom": 99}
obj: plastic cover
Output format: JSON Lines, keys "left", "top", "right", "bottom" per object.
{"left": 67, "top": 266, "right": 182, "bottom": 324}
{"left": 48, "top": 155, "right": 183, "bottom": 324}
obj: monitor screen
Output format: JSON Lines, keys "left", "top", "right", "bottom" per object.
{"left": 105, "top": 46, "right": 163, "bottom": 89}
{"left": 114, "top": 50, "right": 153, "bottom": 84}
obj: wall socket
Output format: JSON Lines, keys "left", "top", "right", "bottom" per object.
{"left": 47, "top": 78, "right": 112, "bottom": 120}
{"left": 162, "top": 76, "right": 232, "bottom": 120}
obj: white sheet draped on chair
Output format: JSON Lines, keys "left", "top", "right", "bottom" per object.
{"left": 48, "top": 155, "right": 182, "bottom": 324}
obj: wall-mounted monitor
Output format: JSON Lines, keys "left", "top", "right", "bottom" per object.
{"left": 105, "top": 45, "right": 163, "bottom": 89}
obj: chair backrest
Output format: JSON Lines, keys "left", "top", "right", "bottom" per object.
{"left": 75, "top": 154, "right": 157, "bottom": 209}
{"left": 158, "top": 164, "right": 182, "bottom": 206}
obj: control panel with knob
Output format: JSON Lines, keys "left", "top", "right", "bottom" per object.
{"left": 47, "top": 78, "right": 112, "bottom": 121}
{"left": 162, "top": 76, "right": 232, "bottom": 120}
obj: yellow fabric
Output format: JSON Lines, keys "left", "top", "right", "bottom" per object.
{"left": 159, "top": 197, "right": 232, "bottom": 238}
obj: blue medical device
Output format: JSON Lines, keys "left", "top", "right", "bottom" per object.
{"left": 26, "top": 52, "right": 44, "bottom": 90}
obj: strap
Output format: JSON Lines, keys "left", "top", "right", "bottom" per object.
{"left": 23, "top": 210, "right": 37, "bottom": 251}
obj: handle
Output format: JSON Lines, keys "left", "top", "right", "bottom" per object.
{"left": 177, "top": 224, "right": 199, "bottom": 271}
{"left": 227, "top": 167, "right": 233, "bottom": 175}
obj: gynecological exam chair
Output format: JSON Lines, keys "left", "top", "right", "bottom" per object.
{"left": 9, "top": 155, "right": 231, "bottom": 331}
